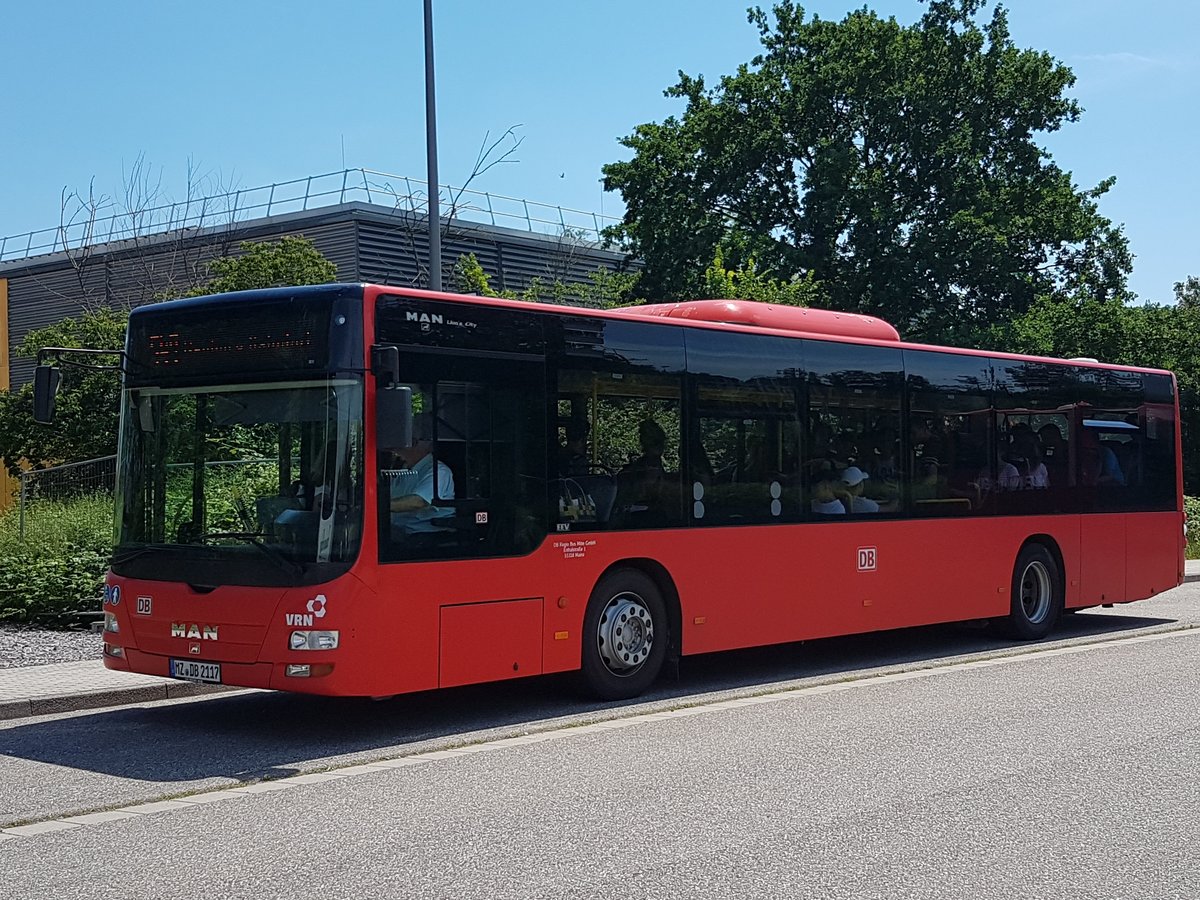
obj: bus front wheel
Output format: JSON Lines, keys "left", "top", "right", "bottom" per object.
{"left": 581, "top": 569, "right": 668, "bottom": 701}
{"left": 1004, "top": 544, "right": 1062, "bottom": 640}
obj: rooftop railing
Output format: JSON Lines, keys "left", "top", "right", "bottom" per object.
{"left": 0, "top": 168, "right": 623, "bottom": 263}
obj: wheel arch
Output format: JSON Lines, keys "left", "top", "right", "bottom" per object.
{"left": 595, "top": 558, "right": 682, "bottom": 663}
{"left": 1023, "top": 533, "right": 1066, "bottom": 588}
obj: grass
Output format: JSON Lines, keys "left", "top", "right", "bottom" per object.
{"left": 0, "top": 494, "right": 112, "bottom": 622}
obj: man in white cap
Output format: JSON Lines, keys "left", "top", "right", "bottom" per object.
{"left": 839, "top": 466, "right": 880, "bottom": 513}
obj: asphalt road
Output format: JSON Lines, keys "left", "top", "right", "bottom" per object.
{"left": 2, "top": 584, "right": 1198, "bottom": 898}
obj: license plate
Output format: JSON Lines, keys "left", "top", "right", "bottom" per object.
{"left": 169, "top": 659, "right": 222, "bottom": 684}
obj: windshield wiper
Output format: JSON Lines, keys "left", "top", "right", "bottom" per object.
{"left": 201, "top": 532, "right": 306, "bottom": 578}
{"left": 110, "top": 545, "right": 161, "bottom": 566}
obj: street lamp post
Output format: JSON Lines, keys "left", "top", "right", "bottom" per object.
{"left": 423, "top": 0, "right": 441, "bottom": 291}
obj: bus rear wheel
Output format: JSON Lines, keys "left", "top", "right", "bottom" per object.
{"left": 581, "top": 569, "right": 668, "bottom": 701}
{"left": 1003, "top": 544, "right": 1062, "bottom": 640}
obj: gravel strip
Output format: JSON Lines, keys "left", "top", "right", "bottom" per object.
{"left": 0, "top": 627, "right": 103, "bottom": 668}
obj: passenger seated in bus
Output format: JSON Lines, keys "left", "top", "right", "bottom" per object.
{"left": 1038, "top": 424, "right": 1068, "bottom": 484}
{"left": 838, "top": 466, "right": 881, "bottom": 513}
{"left": 557, "top": 420, "right": 590, "bottom": 478}
{"left": 831, "top": 432, "right": 859, "bottom": 469}
{"left": 867, "top": 427, "right": 899, "bottom": 483}
{"left": 620, "top": 419, "right": 667, "bottom": 483}
{"left": 911, "top": 456, "right": 943, "bottom": 502}
{"left": 977, "top": 456, "right": 1021, "bottom": 494}
{"left": 1007, "top": 432, "right": 1049, "bottom": 489}
{"left": 616, "top": 418, "right": 673, "bottom": 520}
{"left": 737, "top": 434, "right": 779, "bottom": 485}
{"left": 810, "top": 476, "right": 846, "bottom": 515}
{"left": 1003, "top": 426, "right": 1048, "bottom": 489}
{"left": 386, "top": 430, "right": 456, "bottom": 533}
{"left": 1110, "top": 440, "right": 1135, "bottom": 482}
{"left": 1079, "top": 431, "right": 1125, "bottom": 486}
{"left": 911, "top": 418, "right": 946, "bottom": 467}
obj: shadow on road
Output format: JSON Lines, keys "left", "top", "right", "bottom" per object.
{"left": 0, "top": 609, "right": 1176, "bottom": 788}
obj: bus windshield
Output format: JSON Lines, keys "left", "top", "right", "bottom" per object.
{"left": 113, "top": 377, "right": 364, "bottom": 587}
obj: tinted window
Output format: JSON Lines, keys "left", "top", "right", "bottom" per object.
{"left": 550, "top": 317, "right": 685, "bottom": 531}
{"left": 377, "top": 351, "right": 547, "bottom": 562}
{"left": 990, "top": 361, "right": 1175, "bottom": 514}
{"left": 1138, "top": 373, "right": 1178, "bottom": 510}
{"left": 686, "top": 329, "right": 804, "bottom": 525}
{"left": 991, "top": 360, "right": 1081, "bottom": 515}
{"left": 804, "top": 340, "right": 903, "bottom": 518}
{"left": 904, "top": 350, "right": 992, "bottom": 517}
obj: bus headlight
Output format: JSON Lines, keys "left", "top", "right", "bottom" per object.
{"left": 289, "top": 630, "right": 339, "bottom": 651}
{"left": 104, "top": 613, "right": 120, "bottom": 634}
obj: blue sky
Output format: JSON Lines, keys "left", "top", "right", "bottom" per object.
{"left": 1, "top": 0, "right": 1195, "bottom": 304}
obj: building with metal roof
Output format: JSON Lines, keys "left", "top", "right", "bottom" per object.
{"left": 0, "top": 168, "right": 631, "bottom": 390}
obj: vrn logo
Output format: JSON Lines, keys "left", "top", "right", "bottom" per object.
{"left": 286, "top": 613, "right": 314, "bottom": 627}
{"left": 171, "top": 622, "right": 218, "bottom": 641}
{"left": 406, "top": 311, "right": 443, "bottom": 325}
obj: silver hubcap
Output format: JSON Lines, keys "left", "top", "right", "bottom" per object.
{"left": 1020, "top": 560, "right": 1052, "bottom": 624}
{"left": 597, "top": 593, "right": 654, "bottom": 677}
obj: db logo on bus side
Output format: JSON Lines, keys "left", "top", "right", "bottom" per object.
{"left": 857, "top": 547, "right": 877, "bottom": 572}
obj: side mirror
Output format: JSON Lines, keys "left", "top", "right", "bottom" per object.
{"left": 370, "top": 344, "right": 400, "bottom": 388}
{"left": 32, "top": 365, "right": 61, "bottom": 424}
{"left": 376, "top": 385, "right": 413, "bottom": 450}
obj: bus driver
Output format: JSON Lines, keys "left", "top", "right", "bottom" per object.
{"left": 387, "top": 427, "right": 455, "bottom": 533}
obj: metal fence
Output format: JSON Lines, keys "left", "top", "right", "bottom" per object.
{"left": 0, "top": 168, "right": 624, "bottom": 262}
{"left": 17, "top": 455, "right": 116, "bottom": 539}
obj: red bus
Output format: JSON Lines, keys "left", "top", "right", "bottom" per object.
{"left": 65, "top": 284, "right": 1181, "bottom": 700}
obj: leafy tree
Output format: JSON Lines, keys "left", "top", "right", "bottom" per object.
{"left": 452, "top": 253, "right": 639, "bottom": 308}
{"left": 1174, "top": 276, "right": 1200, "bottom": 309}
{"left": 0, "top": 308, "right": 128, "bottom": 477}
{"left": 602, "top": 0, "right": 1129, "bottom": 344}
{"left": 701, "top": 250, "right": 825, "bottom": 307}
{"left": 454, "top": 249, "right": 818, "bottom": 310}
{"left": 177, "top": 235, "right": 337, "bottom": 298}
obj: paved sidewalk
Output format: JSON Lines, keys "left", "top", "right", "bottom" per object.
{"left": 0, "top": 660, "right": 233, "bottom": 721}
{"left": 3, "top": 561, "right": 1198, "bottom": 722}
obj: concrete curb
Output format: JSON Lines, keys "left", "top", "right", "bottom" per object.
{"left": 2, "top": 573, "right": 1197, "bottom": 723}
{"left": 0, "top": 682, "right": 236, "bottom": 722}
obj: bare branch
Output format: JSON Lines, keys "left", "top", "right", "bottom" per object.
{"left": 446, "top": 126, "right": 524, "bottom": 219}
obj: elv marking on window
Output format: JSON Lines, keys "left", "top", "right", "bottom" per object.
{"left": 857, "top": 547, "right": 877, "bottom": 572}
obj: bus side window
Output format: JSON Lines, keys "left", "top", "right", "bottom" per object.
{"left": 378, "top": 362, "right": 547, "bottom": 561}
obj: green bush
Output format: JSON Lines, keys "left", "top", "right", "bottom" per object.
{"left": 0, "top": 495, "right": 112, "bottom": 622}
{"left": 1186, "top": 496, "right": 1200, "bottom": 560}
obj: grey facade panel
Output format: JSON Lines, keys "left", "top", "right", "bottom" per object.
{"left": 7, "top": 266, "right": 108, "bottom": 387}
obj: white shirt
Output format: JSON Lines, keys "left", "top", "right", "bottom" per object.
{"left": 390, "top": 453, "right": 455, "bottom": 533}
{"left": 391, "top": 452, "right": 455, "bottom": 504}
{"left": 849, "top": 495, "right": 880, "bottom": 513}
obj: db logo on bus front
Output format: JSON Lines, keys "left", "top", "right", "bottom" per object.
{"left": 857, "top": 547, "right": 877, "bottom": 572}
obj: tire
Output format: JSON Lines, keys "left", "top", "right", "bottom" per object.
{"left": 1003, "top": 543, "right": 1063, "bottom": 640}
{"left": 580, "top": 568, "right": 669, "bottom": 701}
